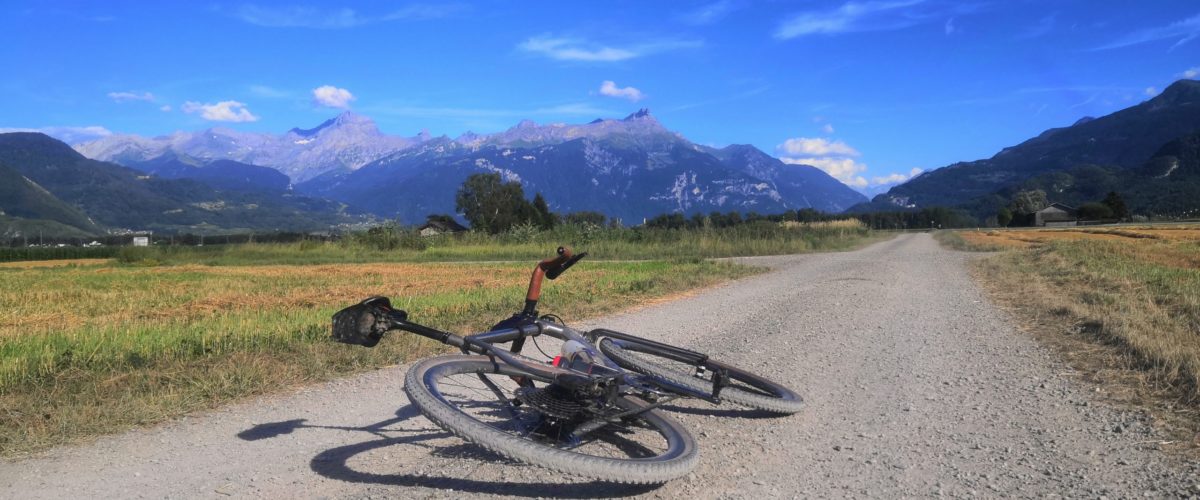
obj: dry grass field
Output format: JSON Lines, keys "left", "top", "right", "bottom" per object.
{"left": 0, "top": 259, "right": 756, "bottom": 456}
{"left": 940, "top": 225, "right": 1200, "bottom": 445}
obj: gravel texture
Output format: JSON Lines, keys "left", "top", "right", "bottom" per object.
{"left": 2, "top": 233, "right": 1197, "bottom": 498}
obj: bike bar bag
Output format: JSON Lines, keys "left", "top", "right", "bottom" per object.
{"left": 331, "top": 296, "right": 393, "bottom": 347}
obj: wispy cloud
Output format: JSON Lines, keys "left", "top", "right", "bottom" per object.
{"left": 678, "top": 0, "right": 744, "bottom": 26}
{"left": 1180, "top": 66, "right": 1199, "bottom": 79}
{"left": 774, "top": 0, "right": 926, "bottom": 39}
{"left": 248, "top": 84, "right": 293, "bottom": 98}
{"left": 107, "top": 91, "right": 155, "bottom": 103}
{"left": 312, "top": 85, "right": 356, "bottom": 109}
{"left": 362, "top": 102, "right": 617, "bottom": 120}
{"left": 774, "top": 0, "right": 989, "bottom": 39}
{"left": 232, "top": 3, "right": 463, "bottom": 29}
{"left": 944, "top": 17, "right": 957, "bottom": 35}
{"left": 0, "top": 126, "right": 112, "bottom": 144}
{"left": 518, "top": 36, "right": 702, "bottom": 62}
{"left": 182, "top": 100, "right": 259, "bottom": 122}
{"left": 1094, "top": 12, "right": 1200, "bottom": 51}
{"left": 1017, "top": 14, "right": 1056, "bottom": 40}
{"left": 668, "top": 85, "right": 768, "bottom": 112}
{"left": 598, "top": 81, "right": 645, "bottom": 102}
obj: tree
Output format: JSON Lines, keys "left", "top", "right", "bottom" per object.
{"left": 1077, "top": 202, "right": 1114, "bottom": 220}
{"left": 565, "top": 211, "right": 606, "bottom": 226}
{"left": 531, "top": 192, "right": 556, "bottom": 230}
{"left": 997, "top": 207, "right": 1013, "bottom": 227}
{"left": 455, "top": 173, "right": 539, "bottom": 234}
{"left": 1101, "top": 191, "right": 1129, "bottom": 221}
{"left": 1009, "top": 189, "right": 1049, "bottom": 215}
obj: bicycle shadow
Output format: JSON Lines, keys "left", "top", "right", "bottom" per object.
{"left": 236, "top": 405, "right": 661, "bottom": 499}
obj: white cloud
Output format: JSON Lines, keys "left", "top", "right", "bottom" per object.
{"left": 944, "top": 17, "right": 957, "bottom": 35}
{"left": 778, "top": 137, "right": 859, "bottom": 157}
{"left": 1144, "top": 86, "right": 1159, "bottom": 97}
{"left": 518, "top": 36, "right": 701, "bottom": 62}
{"left": 107, "top": 91, "right": 155, "bottom": 103}
{"left": 822, "top": 123, "right": 835, "bottom": 134}
{"left": 871, "top": 167, "right": 924, "bottom": 185}
{"left": 233, "top": 4, "right": 461, "bottom": 29}
{"left": 159, "top": 105, "right": 172, "bottom": 112}
{"left": 1180, "top": 66, "right": 1199, "bottom": 79}
{"left": 598, "top": 81, "right": 645, "bottom": 102}
{"left": 312, "top": 85, "right": 356, "bottom": 109}
{"left": 774, "top": 0, "right": 926, "bottom": 39}
{"left": 782, "top": 157, "right": 869, "bottom": 188}
{"left": 0, "top": 126, "right": 113, "bottom": 144}
{"left": 1094, "top": 13, "right": 1200, "bottom": 51}
{"left": 182, "top": 100, "right": 259, "bottom": 122}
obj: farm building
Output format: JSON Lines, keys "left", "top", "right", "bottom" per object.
{"left": 419, "top": 218, "right": 468, "bottom": 236}
{"left": 1035, "top": 203, "right": 1078, "bottom": 227}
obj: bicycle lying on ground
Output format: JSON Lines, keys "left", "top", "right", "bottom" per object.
{"left": 331, "top": 247, "right": 802, "bottom": 484}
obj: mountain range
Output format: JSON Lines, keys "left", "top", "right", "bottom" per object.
{"left": 74, "top": 109, "right": 868, "bottom": 226}
{"left": 857, "top": 79, "right": 1200, "bottom": 217}
{"left": 0, "top": 133, "right": 357, "bottom": 237}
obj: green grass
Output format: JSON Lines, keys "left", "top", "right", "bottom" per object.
{"left": 0, "top": 259, "right": 757, "bottom": 456}
{"left": 104, "top": 221, "right": 879, "bottom": 266}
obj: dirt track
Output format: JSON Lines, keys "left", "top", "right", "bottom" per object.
{"left": 2, "top": 233, "right": 1197, "bottom": 498}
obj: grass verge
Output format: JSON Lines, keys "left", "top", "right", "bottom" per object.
{"left": 0, "top": 259, "right": 758, "bottom": 457}
{"left": 940, "top": 229, "right": 1200, "bottom": 452}
{"left": 106, "top": 221, "right": 879, "bottom": 266}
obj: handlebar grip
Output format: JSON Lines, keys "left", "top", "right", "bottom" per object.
{"left": 546, "top": 252, "right": 587, "bottom": 280}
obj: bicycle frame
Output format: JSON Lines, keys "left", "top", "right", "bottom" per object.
{"left": 384, "top": 311, "right": 726, "bottom": 404}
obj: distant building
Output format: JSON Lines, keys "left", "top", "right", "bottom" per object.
{"left": 1035, "top": 203, "right": 1078, "bottom": 227}
{"left": 418, "top": 219, "right": 468, "bottom": 236}
{"left": 132, "top": 236, "right": 150, "bottom": 247}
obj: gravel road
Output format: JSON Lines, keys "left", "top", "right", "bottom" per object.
{"left": 3, "top": 233, "right": 1197, "bottom": 498}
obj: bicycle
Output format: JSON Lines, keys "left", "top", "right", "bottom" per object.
{"left": 331, "top": 247, "right": 802, "bottom": 484}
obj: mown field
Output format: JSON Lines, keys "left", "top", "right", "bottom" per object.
{"left": 939, "top": 226, "right": 1200, "bottom": 435}
{"left": 0, "top": 220, "right": 881, "bottom": 457}
{"left": 0, "top": 259, "right": 757, "bottom": 456}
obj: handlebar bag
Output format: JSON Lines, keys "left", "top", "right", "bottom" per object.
{"left": 331, "top": 297, "right": 392, "bottom": 347}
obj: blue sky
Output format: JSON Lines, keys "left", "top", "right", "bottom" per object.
{"left": 2, "top": 1, "right": 1198, "bottom": 194}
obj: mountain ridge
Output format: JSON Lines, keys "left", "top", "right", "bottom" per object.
{"left": 863, "top": 79, "right": 1200, "bottom": 214}
{"left": 76, "top": 110, "right": 868, "bottom": 224}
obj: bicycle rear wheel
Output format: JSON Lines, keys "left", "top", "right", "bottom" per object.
{"left": 598, "top": 338, "right": 804, "bottom": 415}
{"left": 403, "top": 355, "right": 698, "bottom": 484}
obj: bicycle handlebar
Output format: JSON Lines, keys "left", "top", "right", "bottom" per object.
{"left": 524, "top": 246, "right": 587, "bottom": 309}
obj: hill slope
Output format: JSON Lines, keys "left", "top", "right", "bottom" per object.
{"left": 0, "top": 162, "right": 100, "bottom": 234}
{"left": 875, "top": 79, "right": 1200, "bottom": 211}
{"left": 0, "top": 133, "right": 356, "bottom": 233}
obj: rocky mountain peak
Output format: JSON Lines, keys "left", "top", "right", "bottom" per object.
{"left": 623, "top": 108, "right": 654, "bottom": 121}
{"left": 288, "top": 111, "right": 378, "bottom": 137}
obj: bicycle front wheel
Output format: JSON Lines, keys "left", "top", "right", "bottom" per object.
{"left": 598, "top": 338, "right": 804, "bottom": 415}
{"left": 403, "top": 355, "right": 698, "bottom": 484}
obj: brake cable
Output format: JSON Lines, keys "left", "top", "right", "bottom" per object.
{"left": 533, "top": 314, "right": 566, "bottom": 361}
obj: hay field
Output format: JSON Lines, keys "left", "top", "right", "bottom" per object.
{"left": 0, "top": 259, "right": 755, "bottom": 456}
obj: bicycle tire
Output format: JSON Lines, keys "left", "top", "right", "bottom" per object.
{"left": 403, "top": 355, "right": 699, "bottom": 484}
{"left": 598, "top": 338, "right": 804, "bottom": 415}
